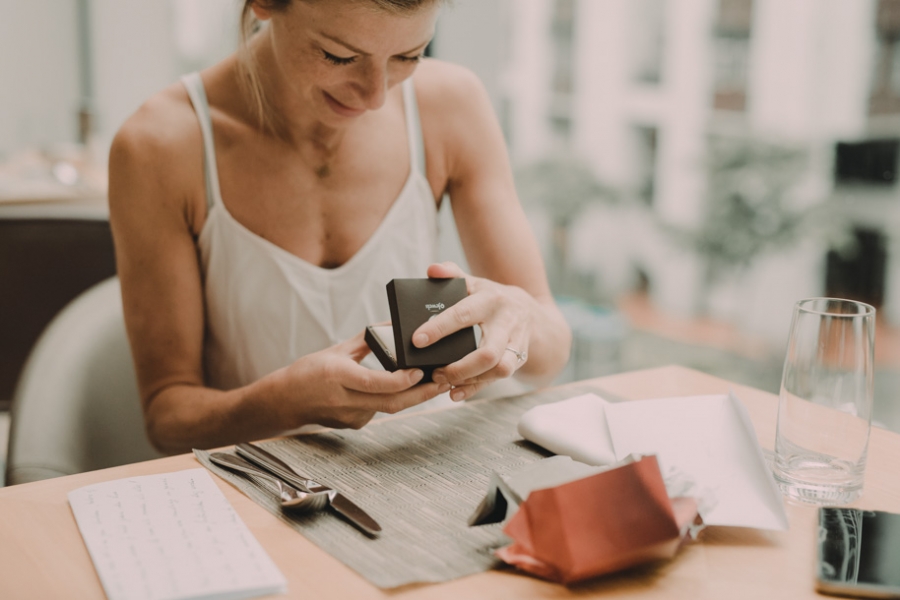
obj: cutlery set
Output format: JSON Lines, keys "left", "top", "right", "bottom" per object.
{"left": 208, "top": 442, "right": 382, "bottom": 537}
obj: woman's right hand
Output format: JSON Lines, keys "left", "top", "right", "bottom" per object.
{"left": 272, "top": 330, "right": 451, "bottom": 430}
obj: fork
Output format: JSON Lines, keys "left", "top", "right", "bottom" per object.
{"left": 208, "top": 452, "right": 330, "bottom": 513}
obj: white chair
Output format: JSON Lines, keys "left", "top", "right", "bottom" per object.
{"left": 5, "top": 277, "right": 163, "bottom": 485}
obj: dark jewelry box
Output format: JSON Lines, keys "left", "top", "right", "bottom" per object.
{"left": 365, "top": 278, "right": 477, "bottom": 382}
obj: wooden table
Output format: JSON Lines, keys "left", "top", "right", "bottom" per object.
{"left": 2, "top": 365, "right": 899, "bottom": 599}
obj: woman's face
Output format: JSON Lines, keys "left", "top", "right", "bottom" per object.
{"left": 257, "top": 0, "right": 439, "bottom": 124}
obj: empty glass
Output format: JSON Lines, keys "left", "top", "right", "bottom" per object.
{"left": 772, "top": 298, "right": 875, "bottom": 505}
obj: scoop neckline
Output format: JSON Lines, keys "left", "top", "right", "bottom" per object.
{"left": 203, "top": 169, "right": 422, "bottom": 276}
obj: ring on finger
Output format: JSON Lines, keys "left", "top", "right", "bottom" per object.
{"left": 505, "top": 346, "right": 527, "bottom": 365}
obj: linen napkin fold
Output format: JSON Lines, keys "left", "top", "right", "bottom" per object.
{"left": 517, "top": 393, "right": 616, "bottom": 466}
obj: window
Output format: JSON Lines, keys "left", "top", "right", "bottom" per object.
{"left": 635, "top": 126, "right": 659, "bottom": 206}
{"left": 712, "top": 0, "right": 753, "bottom": 111}
{"left": 870, "top": 0, "right": 900, "bottom": 114}
{"left": 834, "top": 139, "right": 899, "bottom": 185}
{"left": 548, "top": 0, "right": 577, "bottom": 146}
{"left": 632, "top": 0, "right": 665, "bottom": 84}
{"left": 826, "top": 228, "right": 888, "bottom": 308}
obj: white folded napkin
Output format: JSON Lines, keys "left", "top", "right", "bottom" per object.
{"left": 518, "top": 393, "right": 617, "bottom": 466}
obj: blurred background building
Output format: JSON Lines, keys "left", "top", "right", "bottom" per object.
{"left": 3, "top": 0, "right": 900, "bottom": 479}
{"left": 499, "top": 0, "right": 893, "bottom": 331}
{"left": 441, "top": 0, "right": 900, "bottom": 431}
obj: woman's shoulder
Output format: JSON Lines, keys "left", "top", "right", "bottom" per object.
{"left": 108, "top": 80, "right": 205, "bottom": 230}
{"left": 412, "top": 59, "right": 503, "bottom": 181}
{"left": 111, "top": 81, "right": 201, "bottom": 174}
{"left": 413, "top": 59, "right": 491, "bottom": 120}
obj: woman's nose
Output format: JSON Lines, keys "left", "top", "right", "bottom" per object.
{"left": 356, "top": 64, "right": 388, "bottom": 110}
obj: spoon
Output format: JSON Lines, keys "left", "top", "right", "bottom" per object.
{"left": 209, "top": 452, "right": 330, "bottom": 513}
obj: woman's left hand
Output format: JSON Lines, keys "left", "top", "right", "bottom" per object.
{"left": 412, "top": 261, "right": 535, "bottom": 401}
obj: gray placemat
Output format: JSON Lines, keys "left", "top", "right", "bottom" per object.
{"left": 194, "top": 383, "right": 605, "bottom": 588}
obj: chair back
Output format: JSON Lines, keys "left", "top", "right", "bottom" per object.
{"left": 5, "top": 277, "right": 163, "bottom": 485}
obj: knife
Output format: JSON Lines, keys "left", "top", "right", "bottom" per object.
{"left": 235, "top": 442, "right": 382, "bottom": 536}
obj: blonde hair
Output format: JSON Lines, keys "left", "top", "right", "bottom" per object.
{"left": 237, "top": 0, "right": 439, "bottom": 136}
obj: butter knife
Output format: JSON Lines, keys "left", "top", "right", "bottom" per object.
{"left": 235, "top": 442, "right": 382, "bottom": 536}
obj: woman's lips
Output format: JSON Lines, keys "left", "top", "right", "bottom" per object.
{"left": 323, "top": 92, "right": 365, "bottom": 117}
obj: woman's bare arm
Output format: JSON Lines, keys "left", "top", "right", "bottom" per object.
{"left": 414, "top": 61, "right": 572, "bottom": 392}
{"left": 109, "top": 87, "right": 279, "bottom": 453}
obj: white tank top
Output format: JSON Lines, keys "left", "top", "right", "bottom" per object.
{"left": 182, "top": 73, "right": 444, "bottom": 394}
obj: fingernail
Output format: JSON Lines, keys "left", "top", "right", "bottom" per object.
{"left": 451, "top": 389, "right": 466, "bottom": 402}
{"left": 432, "top": 371, "right": 447, "bottom": 384}
{"left": 438, "top": 382, "right": 452, "bottom": 393}
{"left": 413, "top": 333, "right": 428, "bottom": 347}
{"left": 411, "top": 369, "right": 424, "bottom": 383}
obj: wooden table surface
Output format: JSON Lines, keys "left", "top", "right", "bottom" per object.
{"left": 2, "top": 365, "right": 899, "bottom": 599}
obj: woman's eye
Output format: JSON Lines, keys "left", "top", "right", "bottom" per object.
{"left": 396, "top": 54, "right": 424, "bottom": 64}
{"left": 323, "top": 50, "right": 356, "bottom": 65}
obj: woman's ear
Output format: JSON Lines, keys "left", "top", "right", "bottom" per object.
{"left": 250, "top": 1, "right": 272, "bottom": 21}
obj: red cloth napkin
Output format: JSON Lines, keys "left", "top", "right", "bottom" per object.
{"left": 496, "top": 455, "right": 699, "bottom": 584}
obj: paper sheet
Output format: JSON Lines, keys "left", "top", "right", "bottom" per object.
{"left": 605, "top": 392, "right": 789, "bottom": 530}
{"left": 68, "top": 468, "right": 286, "bottom": 600}
{"left": 195, "top": 384, "right": 603, "bottom": 589}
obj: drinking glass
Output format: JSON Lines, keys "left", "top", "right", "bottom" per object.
{"left": 772, "top": 298, "right": 875, "bottom": 505}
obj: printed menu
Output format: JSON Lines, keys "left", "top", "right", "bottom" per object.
{"left": 68, "top": 468, "right": 286, "bottom": 600}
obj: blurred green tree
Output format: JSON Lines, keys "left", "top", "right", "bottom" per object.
{"left": 671, "top": 136, "right": 850, "bottom": 314}
{"left": 515, "top": 154, "right": 617, "bottom": 299}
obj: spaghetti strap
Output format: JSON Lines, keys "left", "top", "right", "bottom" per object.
{"left": 181, "top": 73, "right": 222, "bottom": 213}
{"left": 402, "top": 78, "right": 426, "bottom": 175}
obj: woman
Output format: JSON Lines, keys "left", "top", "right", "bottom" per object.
{"left": 109, "top": 0, "right": 571, "bottom": 455}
